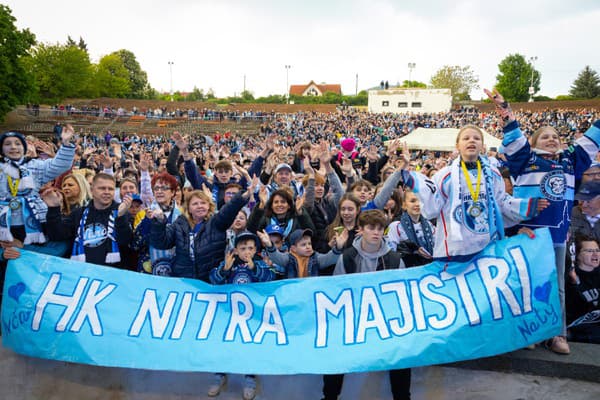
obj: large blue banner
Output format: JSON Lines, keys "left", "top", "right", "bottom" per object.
{"left": 2, "top": 229, "right": 561, "bottom": 374}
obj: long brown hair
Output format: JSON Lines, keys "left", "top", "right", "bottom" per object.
{"left": 326, "top": 193, "right": 361, "bottom": 241}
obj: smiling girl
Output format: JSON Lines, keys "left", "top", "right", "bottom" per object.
{"left": 487, "top": 88, "right": 600, "bottom": 354}
{"left": 400, "top": 126, "right": 541, "bottom": 261}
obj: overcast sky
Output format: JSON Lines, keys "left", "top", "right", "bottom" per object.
{"left": 6, "top": 0, "right": 600, "bottom": 99}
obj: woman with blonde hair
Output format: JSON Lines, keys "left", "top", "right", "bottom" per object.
{"left": 149, "top": 178, "right": 258, "bottom": 282}
{"left": 61, "top": 172, "right": 91, "bottom": 212}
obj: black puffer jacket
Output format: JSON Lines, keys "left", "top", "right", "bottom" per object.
{"left": 150, "top": 194, "right": 247, "bottom": 282}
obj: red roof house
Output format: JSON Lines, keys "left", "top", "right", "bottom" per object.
{"left": 289, "top": 81, "right": 342, "bottom": 96}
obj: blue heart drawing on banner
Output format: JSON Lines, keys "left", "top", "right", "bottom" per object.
{"left": 534, "top": 281, "right": 551, "bottom": 304}
{"left": 8, "top": 282, "right": 26, "bottom": 303}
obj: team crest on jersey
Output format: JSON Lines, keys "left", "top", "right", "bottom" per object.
{"left": 453, "top": 200, "right": 489, "bottom": 235}
{"left": 541, "top": 170, "right": 565, "bottom": 201}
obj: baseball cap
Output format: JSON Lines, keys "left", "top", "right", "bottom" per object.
{"left": 575, "top": 181, "right": 600, "bottom": 201}
{"left": 265, "top": 224, "right": 285, "bottom": 237}
{"left": 131, "top": 194, "right": 143, "bottom": 203}
{"left": 288, "top": 229, "right": 313, "bottom": 246}
{"left": 274, "top": 163, "right": 292, "bottom": 174}
{"left": 234, "top": 231, "right": 261, "bottom": 250}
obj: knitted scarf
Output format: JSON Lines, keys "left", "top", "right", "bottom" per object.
{"left": 71, "top": 207, "right": 120, "bottom": 264}
{"left": 0, "top": 157, "right": 46, "bottom": 244}
{"left": 399, "top": 212, "right": 434, "bottom": 254}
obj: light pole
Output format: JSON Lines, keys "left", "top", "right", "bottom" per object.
{"left": 407, "top": 62, "right": 416, "bottom": 86}
{"left": 528, "top": 56, "right": 537, "bottom": 102}
{"left": 285, "top": 65, "right": 291, "bottom": 104}
{"left": 168, "top": 61, "right": 174, "bottom": 102}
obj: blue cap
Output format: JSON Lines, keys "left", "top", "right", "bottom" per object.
{"left": 131, "top": 194, "right": 143, "bottom": 203}
{"left": 265, "top": 224, "right": 285, "bottom": 237}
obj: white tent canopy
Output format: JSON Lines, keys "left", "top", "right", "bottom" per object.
{"left": 394, "top": 127, "right": 502, "bottom": 152}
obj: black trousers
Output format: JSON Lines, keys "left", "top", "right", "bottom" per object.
{"left": 322, "top": 368, "right": 411, "bottom": 400}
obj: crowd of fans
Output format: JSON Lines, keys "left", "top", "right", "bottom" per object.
{"left": 2, "top": 100, "right": 600, "bottom": 400}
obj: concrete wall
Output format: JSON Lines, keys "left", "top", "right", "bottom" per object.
{"left": 2, "top": 345, "right": 598, "bottom": 399}
{"left": 368, "top": 89, "right": 452, "bottom": 114}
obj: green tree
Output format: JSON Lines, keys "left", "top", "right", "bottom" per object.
{"left": 570, "top": 66, "right": 600, "bottom": 99}
{"left": 430, "top": 65, "right": 479, "bottom": 101}
{"left": 0, "top": 5, "right": 36, "bottom": 120}
{"left": 495, "top": 54, "right": 540, "bottom": 102}
{"left": 94, "top": 54, "right": 131, "bottom": 98}
{"left": 206, "top": 88, "right": 216, "bottom": 99}
{"left": 186, "top": 86, "right": 205, "bottom": 101}
{"left": 27, "top": 42, "right": 93, "bottom": 102}
{"left": 111, "top": 49, "right": 150, "bottom": 98}
{"left": 78, "top": 36, "right": 88, "bottom": 52}
{"left": 401, "top": 80, "right": 427, "bottom": 88}
{"left": 240, "top": 90, "right": 254, "bottom": 102}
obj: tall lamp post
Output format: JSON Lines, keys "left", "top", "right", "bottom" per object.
{"left": 285, "top": 65, "right": 291, "bottom": 104}
{"left": 407, "top": 62, "right": 416, "bottom": 86}
{"left": 528, "top": 56, "right": 537, "bottom": 102}
{"left": 168, "top": 61, "right": 174, "bottom": 102}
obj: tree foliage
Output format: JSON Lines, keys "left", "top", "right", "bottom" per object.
{"left": 111, "top": 49, "right": 151, "bottom": 98}
{"left": 570, "top": 66, "right": 600, "bottom": 99}
{"left": 94, "top": 54, "right": 131, "bottom": 98}
{"left": 185, "top": 86, "right": 205, "bottom": 101}
{"left": 400, "top": 80, "right": 427, "bottom": 88}
{"left": 495, "top": 54, "right": 541, "bottom": 102}
{"left": 0, "top": 5, "right": 36, "bottom": 121}
{"left": 430, "top": 65, "right": 479, "bottom": 101}
{"left": 27, "top": 42, "right": 93, "bottom": 103}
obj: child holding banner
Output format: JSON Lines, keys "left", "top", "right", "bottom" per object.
{"left": 487, "top": 88, "right": 600, "bottom": 355}
{"left": 208, "top": 231, "right": 275, "bottom": 400}
{"left": 399, "top": 127, "right": 543, "bottom": 262}
{"left": 324, "top": 209, "right": 409, "bottom": 400}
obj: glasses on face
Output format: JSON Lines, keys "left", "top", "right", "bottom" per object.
{"left": 582, "top": 249, "right": 600, "bottom": 253}
{"left": 153, "top": 185, "right": 171, "bottom": 192}
{"left": 224, "top": 191, "right": 239, "bottom": 197}
{"left": 583, "top": 172, "right": 600, "bottom": 178}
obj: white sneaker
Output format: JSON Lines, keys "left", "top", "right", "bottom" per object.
{"left": 207, "top": 373, "right": 227, "bottom": 397}
{"left": 242, "top": 375, "right": 257, "bottom": 400}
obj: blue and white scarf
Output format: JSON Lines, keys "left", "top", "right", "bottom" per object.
{"left": 71, "top": 207, "right": 120, "bottom": 264}
{"left": 0, "top": 157, "right": 46, "bottom": 244}
{"left": 449, "top": 156, "right": 504, "bottom": 242}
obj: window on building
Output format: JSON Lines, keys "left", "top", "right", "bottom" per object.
{"left": 382, "top": 101, "right": 389, "bottom": 107}
{"left": 398, "top": 102, "right": 408, "bottom": 108}
{"left": 411, "top": 102, "right": 422, "bottom": 108}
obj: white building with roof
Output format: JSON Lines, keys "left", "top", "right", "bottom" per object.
{"left": 368, "top": 88, "right": 452, "bottom": 114}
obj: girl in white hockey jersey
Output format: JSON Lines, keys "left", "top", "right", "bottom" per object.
{"left": 400, "top": 126, "right": 545, "bottom": 262}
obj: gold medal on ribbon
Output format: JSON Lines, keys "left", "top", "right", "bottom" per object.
{"left": 6, "top": 175, "right": 21, "bottom": 210}
{"left": 461, "top": 160, "right": 482, "bottom": 217}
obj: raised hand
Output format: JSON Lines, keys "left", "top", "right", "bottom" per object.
{"left": 256, "top": 229, "right": 273, "bottom": 248}
{"left": 338, "top": 157, "right": 354, "bottom": 176}
{"left": 258, "top": 185, "right": 268, "bottom": 208}
{"left": 397, "top": 142, "right": 410, "bottom": 170}
{"left": 41, "top": 188, "right": 63, "bottom": 208}
{"left": 295, "top": 193, "right": 306, "bottom": 214}
{"left": 223, "top": 250, "right": 235, "bottom": 271}
{"left": 484, "top": 88, "right": 515, "bottom": 123}
{"left": 118, "top": 194, "right": 133, "bottom": 217}
{"left": 244, "top": 175, "right": 260, "bottom": 198}
{"left": 61, "top": 124, "right": 75, "bottom": 145}
{"left": 139, "top": 153, "right": 152, "bottom": 171}
{"left": 303, "top": 157, "right": 315, "bottom": 177}
{"left": 334, "top": 228, "right": 349, "bottom": 250}
{"left": 172, "top": 131, "right": 188, "bottom": 151}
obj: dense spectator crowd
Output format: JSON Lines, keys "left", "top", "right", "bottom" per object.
{"left": 2, "top": 100, "right": 600, "bottom": 400}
